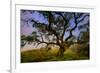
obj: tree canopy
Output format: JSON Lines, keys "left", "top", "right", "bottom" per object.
{"left": 21, "top": 10, "right": 89, "bottom": 56}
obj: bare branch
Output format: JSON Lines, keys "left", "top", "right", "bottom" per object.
{"left": 36, "top": 40, "right": 57, "bottom": 48}
{"left": 77, "top": 14, "right": 89, "bottom": 24}
{"left": 55, "top": 12, "right": 70, "bottom": 43}
{"left": 65, "top": 13, "right": 78, "bottom": 41}
{"left": 65, "top": 13, "right": 89, "bottom": 42}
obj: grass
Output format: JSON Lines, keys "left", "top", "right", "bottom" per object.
{"left": 21, "top": 48, "right": 89, "bottom": 63}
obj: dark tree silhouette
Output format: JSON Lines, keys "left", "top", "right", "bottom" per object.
{"left": 21, "top": 10, "right": 89, "bottom": 57}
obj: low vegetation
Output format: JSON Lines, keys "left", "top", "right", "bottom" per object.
{"left": 21, "top": 46, "right": 89, "bottom": 63}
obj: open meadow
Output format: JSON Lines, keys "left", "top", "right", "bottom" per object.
{"left": 21, "top": 46, "right": 89, "bottom": 63}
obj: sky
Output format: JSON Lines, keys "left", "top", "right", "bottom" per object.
{"left": 21, "top": 11, "right": 48, "bottom": 35}
{"left": 21, "top": 10, "right": 89, "bottom": 50}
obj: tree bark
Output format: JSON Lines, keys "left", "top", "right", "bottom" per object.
{"left": 57, "top": 46, "right": 65, "bottom": 57}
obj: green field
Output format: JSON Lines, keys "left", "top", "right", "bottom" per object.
{"left": 21, "top": 47, "right": 89, "bottom": 63}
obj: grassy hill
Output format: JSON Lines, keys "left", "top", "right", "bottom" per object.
{"left": 21, "top": 47, "right": 89, "bottom": 63}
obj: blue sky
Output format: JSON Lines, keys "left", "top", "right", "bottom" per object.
{"left": 21, "top": 11, "right": 49, "bottom": 35}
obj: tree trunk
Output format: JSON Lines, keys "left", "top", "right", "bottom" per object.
{"left": 57, "top": 46, "right": 65, "bottom": 57}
